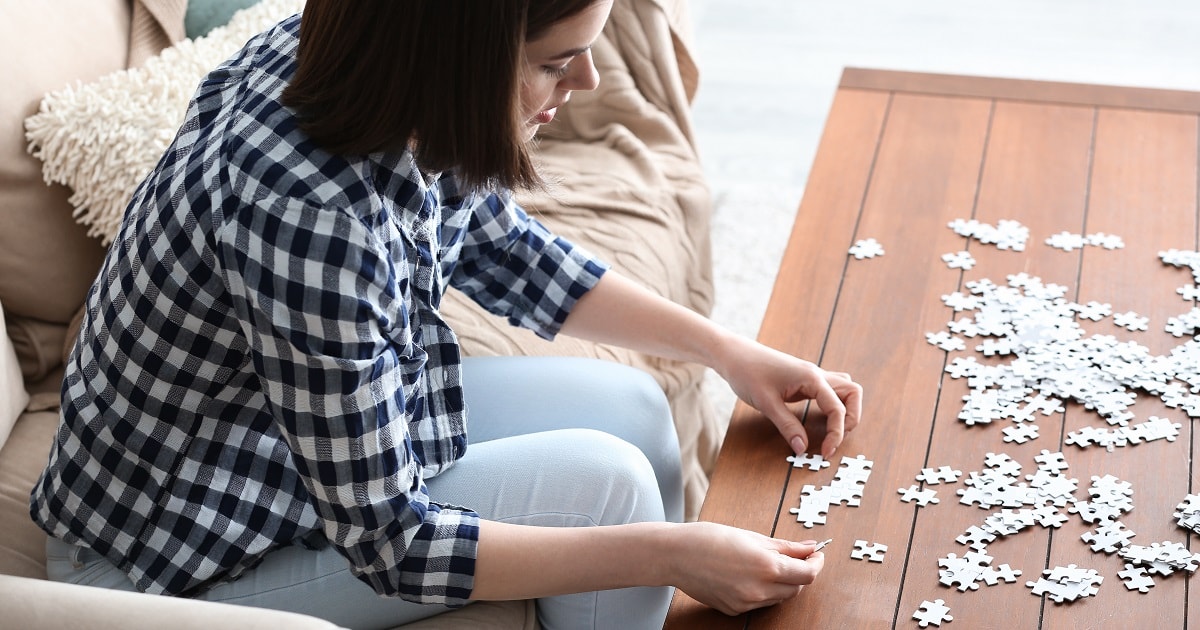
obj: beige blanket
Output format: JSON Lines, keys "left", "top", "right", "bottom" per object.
{"left": 441, "top": 0, "right": 720, "bottom": 517}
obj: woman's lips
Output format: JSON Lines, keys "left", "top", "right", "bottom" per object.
{"left": 533, "top": 107, "right": 557, "bottom": 125}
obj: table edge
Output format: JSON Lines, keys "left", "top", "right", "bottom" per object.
{"left": 840, "top": 66, "right": 1200, "bottom": 114}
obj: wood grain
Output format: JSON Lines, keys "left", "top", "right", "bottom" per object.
{"left": 664, "top": 86, "right": 890, "bottom": 630}
{"left": 665, "top": 69, "right": 1200, "bottom": 629}
{"left": 1040, "top": 107, "right": 1199, "bottom": 629}
{"left": 897, "top": 99, "right": 1095, "bottom": 628}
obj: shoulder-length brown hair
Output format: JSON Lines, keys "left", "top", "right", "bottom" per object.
{"left": 281, "top": 0, "right": 600, "bottom": 192}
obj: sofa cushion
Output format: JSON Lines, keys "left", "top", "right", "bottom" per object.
{"left": 0, "top": 302, "right": 30, "bottom": 451}
{"left": 0, "top": 410, "right": 57, "bottom": 579}
{"left": 6, "top": 316, "right": 67, "bottom": 384}
{"left": 23, "top": 0, "right": 303, "bottom": 248}
{"left": 0, "top": 0, "right": 128, "bottom": 329}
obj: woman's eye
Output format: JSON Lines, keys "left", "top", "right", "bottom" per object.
{"left": 543, "top": 63, "right": 571, "bottom": 79}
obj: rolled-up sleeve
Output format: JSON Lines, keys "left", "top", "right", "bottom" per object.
{"left": 450, "top": 190, "right": 608, "bottom": 340}
{"left": 216, "top": 196, "right": 479, "bottom": 605}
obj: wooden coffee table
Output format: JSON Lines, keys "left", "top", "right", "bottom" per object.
{"left": 666, "top": 68, "right": 1200, "bottom": 629}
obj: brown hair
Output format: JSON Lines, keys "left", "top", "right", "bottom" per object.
{"left": 282, "top": 0, "right": 599, "bottom": 192}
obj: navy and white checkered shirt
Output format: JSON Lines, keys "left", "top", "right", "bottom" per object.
{"left": 31, "top": 15, "right": 606, "bottom": 604}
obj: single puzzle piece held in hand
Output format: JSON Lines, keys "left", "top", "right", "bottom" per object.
{"left": 850, "top": 540, "right": 887, "bottom": 562}
{"left": 913, "top": 599, "right": 953, "bottom": 628}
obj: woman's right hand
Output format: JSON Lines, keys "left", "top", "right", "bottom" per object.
{"left": 667, "top": 521, "right": 825, "bottom": 615}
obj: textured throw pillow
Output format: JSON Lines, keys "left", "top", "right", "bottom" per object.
{"left": 0, "top": 301, "right": 30, "bottom": 450}
{"left": 24, "top": 0, "right": 304, "bottom": 247}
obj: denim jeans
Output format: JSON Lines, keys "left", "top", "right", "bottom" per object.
{"left": 46, "top": 356, "right": 683, "bottom": 630}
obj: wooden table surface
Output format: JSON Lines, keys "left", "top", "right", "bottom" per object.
{"left": 665, "top": 68, "right": 1200, "bottom": 629}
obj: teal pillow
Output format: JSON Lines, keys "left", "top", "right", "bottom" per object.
{"left": 184, "top": 0, "right": 264, "bottom": 39}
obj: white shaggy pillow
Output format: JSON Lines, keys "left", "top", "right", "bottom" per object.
{"left": 24, "top": 0, "right": 304, "bottom": 245}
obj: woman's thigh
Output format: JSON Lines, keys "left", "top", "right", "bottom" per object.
{"left": 196, "top": 427, "right": 668, "bottom": 629}
{"left": 460, "top": 356, "right": 683, "bottom": 522}
{"left": 46, "top": 357, "right": 680, "bottom": 629}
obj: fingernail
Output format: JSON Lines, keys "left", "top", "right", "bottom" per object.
{"left": 791, "top": 437, "right": 806, "bottom": 454}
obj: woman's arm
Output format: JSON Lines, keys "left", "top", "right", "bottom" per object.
{"left": 470, "top": 520, "right": 824, "bottom": 616}
{"left": 560, "top": 271, "right": 863, "bottom": 458}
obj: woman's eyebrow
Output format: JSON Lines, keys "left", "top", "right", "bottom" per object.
{"left": 546, "top": 45, "right": 591, "bottom": 62}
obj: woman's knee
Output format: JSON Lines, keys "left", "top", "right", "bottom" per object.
{"left": 547, "top": 428, "right": 666, "bottom": 526}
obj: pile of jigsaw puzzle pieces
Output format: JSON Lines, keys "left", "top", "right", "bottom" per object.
{"left": 925, "top": 449, "right": 1200, "bottom": 598}
{"left": 828, "top": 221, "right": 1200, "bottom": 626}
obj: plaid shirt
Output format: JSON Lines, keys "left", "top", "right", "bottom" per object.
{"left": 31, "top": 15, "right": 606, "bottom": 604}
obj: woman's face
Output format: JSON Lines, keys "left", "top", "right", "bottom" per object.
{"left": 519, "top": 0, "right": 613, "bottom": 139}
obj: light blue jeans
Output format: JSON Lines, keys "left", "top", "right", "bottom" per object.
{"left": 46, "top": 356, "right": 683, "bottom": 630}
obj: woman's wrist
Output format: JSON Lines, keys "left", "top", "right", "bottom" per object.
{"left": 639, "top": 521, "right": 687, "bottom": 588}
{"left": 705, "top": 327, "right": 756, "bottom": 382}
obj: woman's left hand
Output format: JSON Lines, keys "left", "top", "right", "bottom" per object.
{"left": 716, "top": 337, "right": 863, "bottom": 458}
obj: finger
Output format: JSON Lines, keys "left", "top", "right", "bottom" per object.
{"left": 838, "top": 379, "right": 864, "bottom": 434}
{"left": 759, "top": 394, "right": 808, "bottom": 454}
{"left": 810, "top": 379, "right": 847, "bottom": 458}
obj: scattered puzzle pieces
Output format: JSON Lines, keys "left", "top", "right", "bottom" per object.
{"left": 942, "top": 250, "right": 976, "bottom": 270}
{"left": 898, "top": 485, "right": 939, "bottom": 506}
{"left": 1001, "top": 423, "right": 1039, "bottom": 444}
{"left": 926, "top": 331, "right": 966, "bottom": 352}
{"left": 916, "top": 466, "right": 963, "bottom": 485}
{"left": 938, "top": 551, "right": 993, "bottom": 591}
{"left": 913, "top": 599, "right": 953, "bottom": 628}
{"left": 1027, "top": 565, "right": 1103, "bottom": 603}
{"left": 1080, "top": 521, "right": 1135, "bottom": 553}
{"left": 848, "top": 238, "right": 885, "bottom": 259}
{"left": 981, "top": 563, "right": 1022, "bottom": 586}
{"left": 1113, "top": 311, "right": 1149, "bottom": 332}
{"left": 955, "top": 525, "right": 996, "bottom": 551}
{"left": 1045, "top": 231, "right": 1086, "bottom": 252}
{"left": 780, "top": 237, "right": 1200, "bottom": 616}
{"left": 948, "top": 218, "right": 1029, "bottom": 251}
{"left": 1175, "top": 493, "right": 1200, "bottom": 533}
{"left": 1117, "top": 563, "right": 1155, "bottom": 593}
{"left": 851, "top": 540, "right": 887, "bottom": 562}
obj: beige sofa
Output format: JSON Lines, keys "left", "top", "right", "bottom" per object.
{"left": 0, "top": 0, "right": 719, "bottom": 628}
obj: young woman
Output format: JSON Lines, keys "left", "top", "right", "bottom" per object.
{"left": 33, "top": 2, "right": 863, "bottom": 628}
